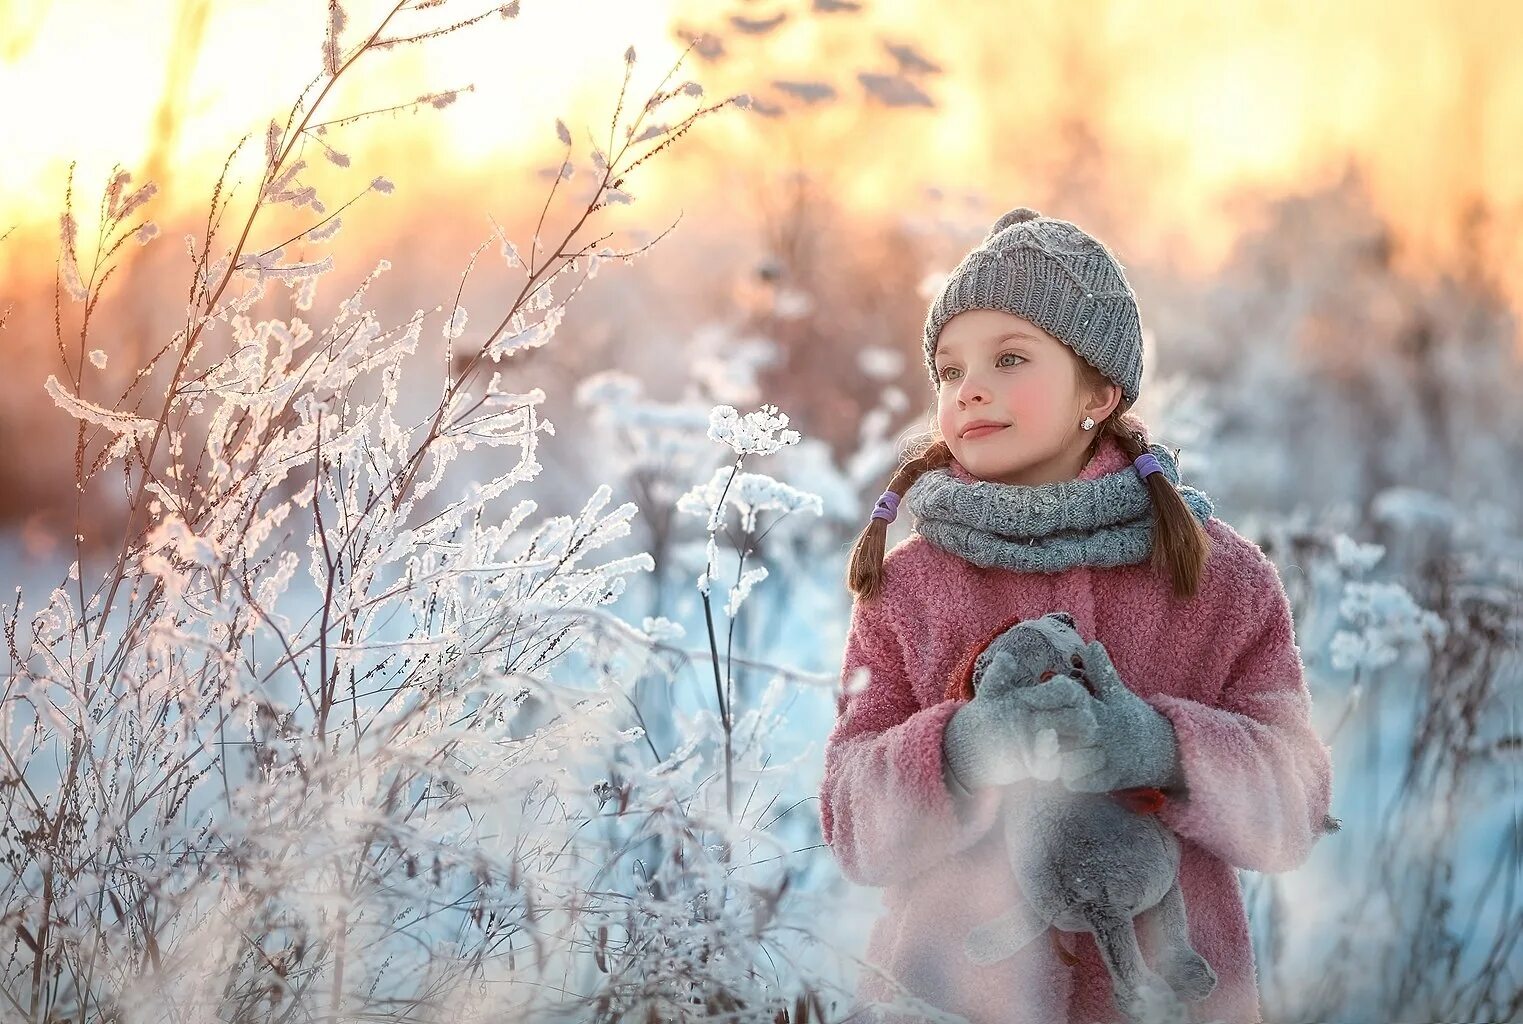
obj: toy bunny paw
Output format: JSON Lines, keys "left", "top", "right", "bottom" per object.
{"left": 1160, "top": 948, "right": 1218, "bottom": 1002}
{"left": 1125, "top": 976, "right": 1192, "bottom": 1024}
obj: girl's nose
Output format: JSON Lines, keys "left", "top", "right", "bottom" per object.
{"left": 957, "top": 377, "right": 991, "bottom": 405}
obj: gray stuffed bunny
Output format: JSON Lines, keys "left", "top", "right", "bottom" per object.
{"left": 947, "top": 611, "right": 1218, "bottom": 1023}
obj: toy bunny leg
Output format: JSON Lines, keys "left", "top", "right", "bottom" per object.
{"left": 1084, "top": 908, "right": 1189, "bottom": 1024}
{"left": 1135, "top": 879, "right": 1218, "bottom": 1003}
{"left": 964, "top": 896, "right": 1050, "bottom": 966}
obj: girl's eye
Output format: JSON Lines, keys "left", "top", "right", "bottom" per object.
{"left": 938, "top": 353, "right": 1022, "bottom": 381}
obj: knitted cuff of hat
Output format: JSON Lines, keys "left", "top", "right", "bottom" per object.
{"left": 902, "top": 442, "right": 1213, "bottom": 574}
{"left": 922, "top": 207, "right": 1145, "bottom": 407}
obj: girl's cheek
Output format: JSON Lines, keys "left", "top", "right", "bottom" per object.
{"left": 1006, "top": 376, "right": 1051, "bottom": 406}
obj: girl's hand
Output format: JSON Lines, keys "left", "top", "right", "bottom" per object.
{"left": 943, "top": 650, "right": 1099, "bottom": 790}
{"left": 1056, "top": 641, "right": 1184, "bottom": 793}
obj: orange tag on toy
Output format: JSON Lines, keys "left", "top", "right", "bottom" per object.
{"left": 1112, "top": 787, "right": 1167, "bottom": 815}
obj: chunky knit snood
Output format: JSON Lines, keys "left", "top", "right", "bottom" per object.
{"left": 903, "top": 442, "right": 1213, "bottom": 574}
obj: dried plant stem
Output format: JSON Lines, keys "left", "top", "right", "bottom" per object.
{"left": 87, "top": 1, "right": 412, "bottom": 685}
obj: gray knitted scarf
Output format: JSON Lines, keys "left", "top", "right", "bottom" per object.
{"left": 903, "top": 442, "right": 1214, "bottom": 574}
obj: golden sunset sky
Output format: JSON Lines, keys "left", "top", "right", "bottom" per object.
{"left": 3, "top": 0, "right": 1521, "bottom": 322}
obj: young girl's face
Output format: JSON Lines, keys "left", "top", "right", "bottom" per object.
{"left": 933, "top": 309, "right": 1116, "bottom": 486}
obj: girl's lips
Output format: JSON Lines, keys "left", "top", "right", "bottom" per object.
{"left": 962, "top": 424, "right": 1007, "bottom": 440}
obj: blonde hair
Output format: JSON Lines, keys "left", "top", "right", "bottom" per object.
{"left": 845, "top": 360, "right": 1211, "bottom": 602}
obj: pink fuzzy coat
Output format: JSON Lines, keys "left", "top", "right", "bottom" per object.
{"left": 819, "top": 433, "right": 1335, "bottom": 1024}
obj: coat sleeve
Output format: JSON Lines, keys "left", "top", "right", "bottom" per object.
{"left": 819, "top": 590, "right": 1005, "bottom": 888}
{"left": 1146, "top": 556, "right": 1335, "bottom": 874}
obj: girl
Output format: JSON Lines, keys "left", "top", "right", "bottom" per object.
{"left": 819, "top": 207, "right": 1335, "bottom": 1024}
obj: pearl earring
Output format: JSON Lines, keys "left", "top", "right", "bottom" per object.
{"left": 1081, "top": 417, "right": 1095, "bottom": 431}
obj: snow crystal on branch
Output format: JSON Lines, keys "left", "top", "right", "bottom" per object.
{"left": 263, "top": 255, "right": 335, "bottom": 283}
{"left": 45, "top": 375, "right": 157, "bottom": 462}
{"left": 58, "top": 212, "right": 87, "bottom": 301}
{"left": 486, "top": 306, "right": 564, "bottom": 361}
{"left": 725, "top": 565, "right": 768, "bottom": 617}
{"left": 307, "top": 216, "right": 343, "bottom": 242}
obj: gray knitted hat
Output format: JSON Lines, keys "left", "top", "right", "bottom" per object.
{"left": 923, "top": 207, "right": 1144, "bottom": 407}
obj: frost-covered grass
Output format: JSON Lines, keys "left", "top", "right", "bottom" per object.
{"left": 1228, "top": 513, "right": 1522, "bottom": 1023}
{"left": 0, "top": 4, "right": 856, "bottom": 1021}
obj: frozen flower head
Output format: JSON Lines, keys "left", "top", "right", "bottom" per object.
{"left": 677, "top": 466, "right": 823, "bottom": 533}
{"left": 641, "top": 616, "right": 686, "bottom": 643}
{"left": 575, "top": 369, "right": 642, "bottom": 409}
{"left": 678, "top": 467, "right": 822, "bottom": 606}
{"left": 1330, "top": 580, "right": 1448, "bottom": 672}
{"left": 707, "top": 403, "right": 800, "bottom": 456}
{"left": 1333, "top": 533, "right": 1385, "bottom": 574}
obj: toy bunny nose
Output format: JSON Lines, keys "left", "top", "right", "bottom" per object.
{"left": 1039, "top": 669, "right": 1057, "bottom": 682}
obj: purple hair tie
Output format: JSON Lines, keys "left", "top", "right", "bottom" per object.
{"left": 871, "top": 489, "right": 901, "bottom": 524}
{"left": 1134, "top": 453, "right": 1163, "bottom": 480}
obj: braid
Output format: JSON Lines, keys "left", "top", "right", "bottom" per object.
{"left": 844, "top": 435, "right": 953, "bottom": 601}
{"left": 1101, "top": 414, "right": 1211, "bottom": 599}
